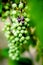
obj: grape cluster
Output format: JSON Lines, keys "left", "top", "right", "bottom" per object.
{"left": 3, "top": 1, "right": 32, "bottom": 60}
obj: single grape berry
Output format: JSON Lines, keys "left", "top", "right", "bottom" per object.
{"left": 21, "top": 16, "right": 25, "bottom": 21}
{"left": 17, "top": 16, "right": 21, "bottom": 22}
{"left": 12, "top": 3, "right": 17, "bottom": 8}
{"left": 19, "top": 2, "right": 23, "bottom": 9}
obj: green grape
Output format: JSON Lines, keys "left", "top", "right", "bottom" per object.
{"left": 21, "top": 30, "right": 24, "bottom": 34}
{"left": 10, "top": 10, "right": 17, "bottom": 16}
{"left": 11, "top": 40, "right": 15, "bottom": 43}
{"left": 17, "top": 26, "right": 21, "bottom": 30}
{"left": 24, "top": 21, "right": 27, "bottom": 26}
{"left": 9, "top": 43, "right": 20, "bottom": 60}
{"left": 4, "top": 6, "right": 9, "bottom": 9}
{"left": 25, "top": 18, "right": 30, "bottom": 22}
{"left": 19, "top": 33, "right": 22, "bottom": 37}
{"left": 20, "top": 43, "right": 22, "bottom": 46}
{"left": 10, "top": 48, "right": 15, "bottom": 52}
{"left": 4, "top": 3, "right": 9, "bottom": 10}
{"left": 14, "top": 32, "right": 18, "bottom": 36}
{"left": 20, "top": 36, "right": 25, "bottom": 42}
{"left": 10, "top": 36, "right": 14, "bottom": 40}
{"left": 11, "top": 23, "right": 18, "bottom": 29}
{"left": 9, "top": 48, "right": 15, "bottom": 53}
{"left": 27, "top": 24, "right": 30, "bottom": 27}
{"left": 9, "top": 52, "right": 13, "bottom": 57}
{"left": 8, "top": 43, "right": 14, "bottom": 47}
{"left": 12, "top": 30, "right": 15, "bottom": 33}
{"left": 23, "top": 40, "right": 27, "bottom": 44}
{"left": 19, "top": 22, "right": 22, "bottom": 26}
{"left": 15, "top": 37, "right": 19, "bottom": 42}
{"left": 24, "top": 30, "right": 28, "bottom": 34}
{"left": 13, "top": 10, "right": 17, "bottom": 14}
{"left": 24, "top": 5, "right": 28, "bottom": 11}
{"left": 14, "top": 47, "right": 18, "bottom": 50}
{"left": 5, "top": 11, "right": 9, "bottom": 15}
{"left": 22, "top": 26, "right": 25, "bottom": 30}
{"left": 17, "top": 11, "right": 21, "bottom": 16}
{"left": 23, "top": 12, "right": 27, "bottom": 17}
{"left": 26, "top": 36, "right": 30, "bottom": 40}
{"left": 6, "top": 27, "right": 10, "bottom": 31}
{"left": 11, "top": 17, "right": 16, "bottom": 22}
{"left": 9, "top": 45, "right": 14, "bottom": 49}
{"left": 11, "top": 55, "right": 16, "bottom": 60}
{"left": 16, "top": 30, "right": 20, "bottom": 34}
{"left": 2, "top": 13, "right": 7, "bottom": 18}
{"left": 15, "top": 49, "right": 20, "bottom": 54}
{"left": 12, "top": 3, "right": 17, "bottom": 8}
{"left": 2, "top": 11, "right": 9, "bottom": 18}
{"left": 9, "top": 45, "right": 15, "bottom": 49}
{"left": 19, "top": 2, "right": 23, "bottom": 9}
{"left": 4, "top": 5, "right": 9, "bottom": 10}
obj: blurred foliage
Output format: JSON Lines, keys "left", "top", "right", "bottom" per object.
{"left": 0, "top": 48, "right": 33, "bottom": 65}
{"left": 29, "top": 0, "right": 43, "bottom": 59}
{"left": 0, "top": 0, "right": 2, "bottom": 16}
{"left": 29, "top": 0, "right": 43, "bottom": 44}
{"left": 1, "top": 48, "right": 9, "bottom": 58}
{"left": 0, "top": 48, "right": 8, "bottom": 59}
{"left": 8, "top": 58, "right": 33, "bottom": 65}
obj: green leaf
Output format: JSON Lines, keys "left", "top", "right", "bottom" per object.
{"left": 28, "top": 0, "right": 43, "bottom": 58}
{"left": 8, "top": 58, "right": 32, "bottom": 65}
{"left": 29, "top": 0, "right": 43, "bottom": 43}
{"left": 1, "top": 48, "right": 9, "bottom": 58}
{"left": 0, "top": 0, "right": 2, "bottom": 14}
{"left": 15, "top": 0, "right": 20, "bottom": 3}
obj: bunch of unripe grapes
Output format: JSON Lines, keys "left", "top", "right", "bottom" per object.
{"left": 3, "top": 1, "right": 32, "bottom": 60}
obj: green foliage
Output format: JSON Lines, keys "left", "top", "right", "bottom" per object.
{"left": 29, "top": 0, "right": 43, "bottom": 43}
{"left": 0, "top": 1, "right": 2, "bottom": 15}
{"left": 0, "top": 48, "right": 8, "bottom": 61}
{"left": 1, "top": 48, "right": 8, "bottom": 58}
{"left": 8, "top": 58, "right": 33, "bottom": 65}
{"left": 28, "top": 0, "right": 43, "bottom": 60}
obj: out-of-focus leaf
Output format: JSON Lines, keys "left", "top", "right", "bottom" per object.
{"left": 27, "top": 0, "right": 43, "bottom": 57}
{"left": 8, "top": 59, "right": 19, "bottom": 65}
{"left": 8, "top": 58, "right": 32, "bottom": 65}
{"left": 15, "top": 0, "right": 20, "bottom": 4}
{"left": 1, "top": 48, "right": 9, "bottom": 58}
{"left": 0, "top": 0, "right": 2, "bottom": 15}
{"left": 0, "top": 49, "right": 3, "bottom": 61}
{"left": 29, "top": 0, "right": 43, "bottom": 44}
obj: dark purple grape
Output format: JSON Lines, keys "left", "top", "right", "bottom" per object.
{"left": 21, "top": 16, "right": 25, "bottom": 21}
{"left": 17, "top": 16, "right": 21, "bottom": 22}
{"left": 18, "top": 18, "right": 21, "bottom": 22}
